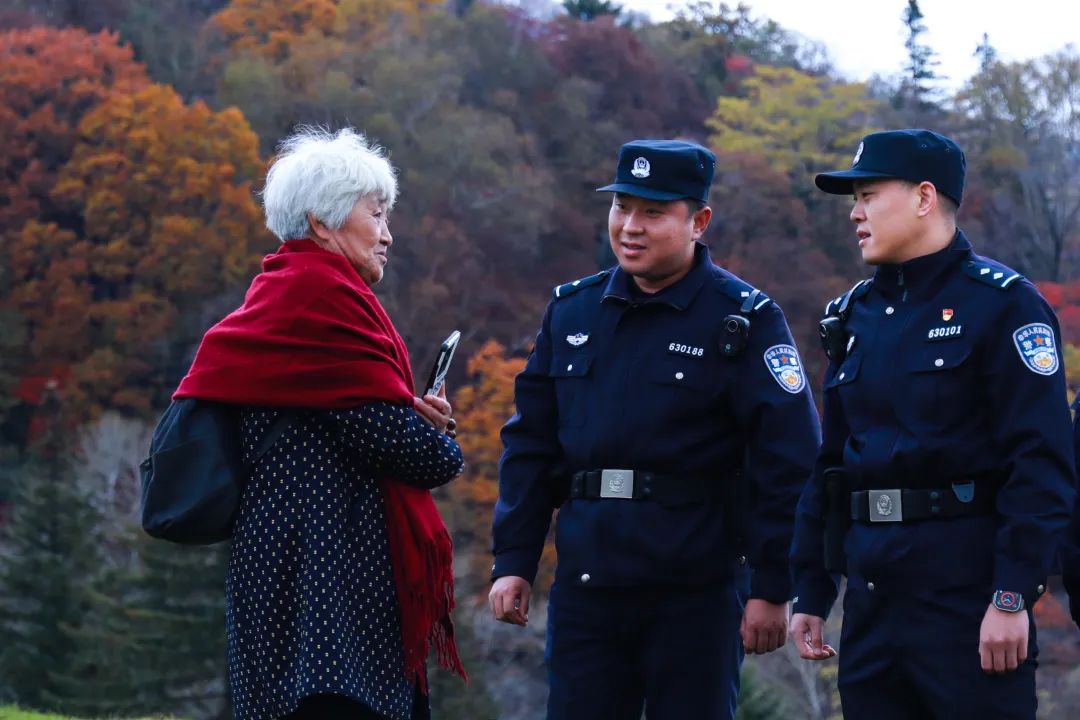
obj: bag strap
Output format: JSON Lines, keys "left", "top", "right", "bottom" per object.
{"left": 245, "top": 411, "right": 298, "bottom": 469}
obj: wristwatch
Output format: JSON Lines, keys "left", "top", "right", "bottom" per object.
{"left": 992, "top": 590, "right": 1025, "bottom": 613}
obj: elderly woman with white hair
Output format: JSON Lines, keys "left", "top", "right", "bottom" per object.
{"left": 173, "top": 127, "right": 466, "bottom": 720}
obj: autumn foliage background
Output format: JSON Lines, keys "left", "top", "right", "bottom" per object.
{"left": 0, "top": 1, "right": 1079, "bottom": 718}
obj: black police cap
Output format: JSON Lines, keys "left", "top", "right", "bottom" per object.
{"left": 597, "top": 139, "right": 715, "bottom": 202}
{"left": 815, "top": 129, "right": 966, "bottom": 206}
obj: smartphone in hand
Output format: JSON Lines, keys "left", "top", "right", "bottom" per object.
{"left": 425, "top": 330, "right": 461, "bottom": 396}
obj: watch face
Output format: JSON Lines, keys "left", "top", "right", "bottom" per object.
{"left": 994, "top": 590, "right": 1024, "bottom": 613}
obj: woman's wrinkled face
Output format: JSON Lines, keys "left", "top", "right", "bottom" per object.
{"left": 312, "top": 195, "right": 392, "bottom": 284}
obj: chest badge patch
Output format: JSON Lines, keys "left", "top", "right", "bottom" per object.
{"left": 566, "top": 333, "right": 589, "bottom": 347}
{"left": 1012, "top": 323, "right": 1059, "bottom": 375}
{"left": 668, "top": 342, "right": 704, "bottom": 358}
{"left": 942, "top": 308, "right": 954, "bottom": 321}
{"left": 764, "top": 344, "right": 806, "bottom": 394}
{"left": 927, "top": 324, "right": 963, "bottom": 341}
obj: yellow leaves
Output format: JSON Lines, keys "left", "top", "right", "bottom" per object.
{"left": 452, "top": 340, "right": 525, "bottom": 478}
{"left": 982, "top": 143, "right": 1027, "bottom": 172}
{"left": 212, "top": 0, "right": 341, "bottom": 61}
{"left": 1063, "top": 344, "right": 1080, "bottom": 405}
{"left": 0, "top": 28, "right": 150, "bottom": 242}
{"left": 1, "top": 66, "right": 269, "bottom": 421}
{"left": 707, "top": 65, "right": 879, "bottom": 180}
{"left": 337, "top": 0, "right": 440, "bottom": 36}
{"left": 434, "top": 341, "right": 526, "bottom": 586}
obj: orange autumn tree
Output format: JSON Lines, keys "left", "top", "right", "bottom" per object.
{"left": 8, "top": 84, "right": 271, "bottom": 419}
{"left": 211, "top": 0, "right": 439, "bottom": 59}
{"left": 440, "top": 340, "right": 558, "bottom": 594}
{"left": 0, "top": 27, "right": 150, "bottom": 431}
{"left": 210, "top": 0, "right": 341, "bottom": 62}
{"left": 208, "top": 0, "right": 441, "bottom": 144}
{"left": 0, "top": 27, "right": 149, "bottom": 243}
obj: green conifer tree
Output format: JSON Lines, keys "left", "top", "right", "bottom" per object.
{"left": 563, "top": 0, "right": 622, "bottom": 21}
{"left": 48, "top": 526, "right": 229, "bottom": 717}
{"left": 0, "top": 387, "right": 99, "bottom": 709}
{"left": 895, "top": 0, "right": 944, "bottom": 112}
{"left": 737, "top": 662, "right": 790, "bottom": 720}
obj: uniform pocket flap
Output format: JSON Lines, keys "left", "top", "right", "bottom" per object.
{"left": 908, "top": 343, "right": 973, "bottom": 372}
{"left": 550, "top": 353, "right": 594, "bottom": 378}
{"left": 824, "top": 354, "right": 861, "bottom": 389}
{"left": 649, "top": 361, "right": 712, "bottom": 389}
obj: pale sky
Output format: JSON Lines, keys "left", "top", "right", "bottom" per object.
{"left": 619, "top": 0, "right": 1078, "bottom": 90}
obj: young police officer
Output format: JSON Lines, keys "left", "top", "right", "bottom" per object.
{"left": 790, "top": 129, "right": 1076, "bottom": 719}
{"left": 489, "top": 140, "right": 821, "bottom": 720}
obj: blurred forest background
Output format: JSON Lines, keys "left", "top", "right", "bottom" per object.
{"left": 0, "top": 0, "right": 1079, "bottom": 718}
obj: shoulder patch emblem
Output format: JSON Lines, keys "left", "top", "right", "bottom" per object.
{"left": 763, "top": 344, "right": 806, "bottom": 394}
{"left": 964, "top": 260, "right": 1022, "bottom": 289}
{"left": 1012, "top": 323, "right": 1059, "bottom": 375}
{"left": 553, "top": 270, "right": 609, "bottom": 299}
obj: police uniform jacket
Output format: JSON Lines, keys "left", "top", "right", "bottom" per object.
{"left": 791, "top": 231, "right": 1076, "bottom": 618}
{"left": 493, "top": 243, "right": 821, "bottom": 602}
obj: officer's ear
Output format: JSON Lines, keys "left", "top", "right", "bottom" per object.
{"left": 690, "top": 205, "right": 712, "bottom": 240}
{"left": 914, "top": 181, "right": 938, "bottom": 219}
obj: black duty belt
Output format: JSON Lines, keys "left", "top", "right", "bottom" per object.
{"left": 851, "top": 482, "right": 995, "bottom": 523}
{"left": 569, "top": 469, "right": 721, "bottom": 504}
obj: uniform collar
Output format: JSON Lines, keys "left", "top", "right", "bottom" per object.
{"left": 873, "top": 229, "right": 972, "bottom": 299}
{"left": 603, "top": 242, "right": 711, "bottom": 310}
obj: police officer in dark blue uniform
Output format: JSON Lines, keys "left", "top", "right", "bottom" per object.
{"left": 789, "top": 129, "right": 1076, "bottom": 719}
{"left": 1060, "top": 398, "right": 1080, "bottom": 629}
{"left": 488, "top": 140, "right": 821, "bottom": 720}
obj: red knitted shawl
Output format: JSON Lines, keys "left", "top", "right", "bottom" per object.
{"left": 175, "top": 238, "right": 465, "bottom": 692}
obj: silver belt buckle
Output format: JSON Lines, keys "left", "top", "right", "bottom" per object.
{"left": 868, "top": 489, "right": 903, "bottom": 522}
{"left": 599, "top": 469, "right": 634, "bottom": 499}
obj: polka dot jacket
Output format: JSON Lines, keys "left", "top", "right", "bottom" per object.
{"left": 226, "top": 402, "right": 465, "bottom": 720}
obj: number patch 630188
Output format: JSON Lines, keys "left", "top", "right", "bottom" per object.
{"left": 668, "top": 342, "right": 704, "bottom": 357}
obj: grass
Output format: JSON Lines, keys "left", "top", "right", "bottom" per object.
{"left": 0, "top": 707, "right": 179, "bottom": 720}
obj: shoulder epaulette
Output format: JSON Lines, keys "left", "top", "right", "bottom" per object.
{"left": 824, "top": 278, "right": 872, "bottom": 319}
{"left": 963, "top": 258, "right": 1023, "bottom": 290}
{"left": 553, "top": 270, "right": 610, "bottom": 299}
{"left": 716, "top": 277, "right": 772, "bottom": 315}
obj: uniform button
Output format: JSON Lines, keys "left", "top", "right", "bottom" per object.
{"left": 580, "top": 573, "right": 591, "bottom": 583}
{"left": 929, "top": 491, "right": 940, "bottom": 500}
{"left": 867, "top": 581, "right": 875, "bottom": 591}
{"left": 567, "top": 364, "right": 573, "bottom": 371}
{"left": 934, "top": 358, "right": 944, "bottom": 367}
{"left": 1037, "top": 584, "right": 1046, "bottom": 594}
{"left": 738, "top": 555, "right": 747, "bottom": 566}
{"left": 886, "top": 306, "right": 895, "bottom": 315}
{"left": 838, "top": 372, "right": 846, "bottom": 381}
{"left": 675, "top": 372, "right": 684, "bottom": 380}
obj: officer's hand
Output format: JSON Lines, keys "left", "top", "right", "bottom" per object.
{"left": 790, "top": 613, "right": 836, "bottom": 661}
{"left": 979, "top": 604, "right": 1029, "bottom": 674}
{"left": 740, "top": 599, "right": 788, "bottom": 654}
{"left": 489, "top": 576, "right": 531, "bottom": 627}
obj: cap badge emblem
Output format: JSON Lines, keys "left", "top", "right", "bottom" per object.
{"left": 852, "top": 142, "right": 864, "bottom": 166}
{"left": 631, "top": 157, "right": 651, "bottom": 178}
